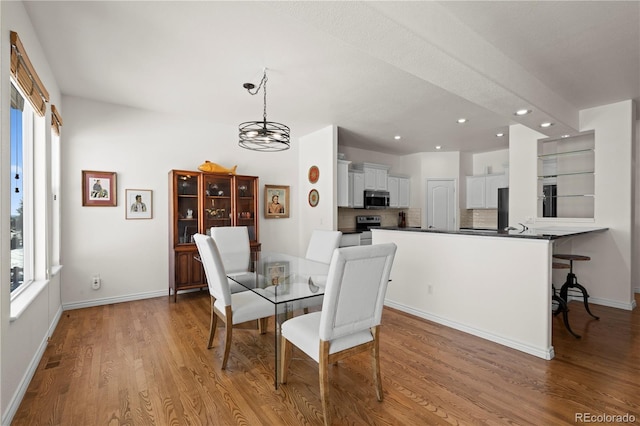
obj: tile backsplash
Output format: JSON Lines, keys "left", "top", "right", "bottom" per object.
{"left": 338, "top": 208, "right": 495, "bottom": 229}
{"left": 461, "top": 209, "right": 498, "bottom": 229}
{"left": 338, "top": 208, "right": 421, "bottom": 229}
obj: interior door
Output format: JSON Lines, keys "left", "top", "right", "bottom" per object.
{"left": 426, "top": 179, "right": 456, "bottom": 230}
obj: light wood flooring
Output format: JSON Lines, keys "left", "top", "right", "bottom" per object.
{"left": 12, "top": 292, "right": 640, "bottom": 425}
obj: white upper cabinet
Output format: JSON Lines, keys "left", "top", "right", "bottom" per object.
{"left": 337, "top": 159, "right": 351, "bottom": 207}
{"left": 398, "top": 177, "right": 410, "bottom": 207}
{"left": 353, "top": 163, "right": 390, "bottom": 191}
{"left": 388, "top": 175, "right": 410, "bottom": 208}
{"left": 466, "top": 174, "right": 507, "bottom": 209}
{"left": 351, "top": 170, "right": 365, "bottom": 208}
{"left": 485, "top": 174, "right": 507, "bottom": 208}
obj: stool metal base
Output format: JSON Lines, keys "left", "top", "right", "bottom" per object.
{"left": 552, "top": 285, "right": 580, "bottom": 338}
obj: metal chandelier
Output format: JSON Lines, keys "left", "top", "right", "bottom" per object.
{"left": 238, "top": 69, "right": 290, "bottom": 152}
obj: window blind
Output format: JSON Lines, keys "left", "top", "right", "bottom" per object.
{"left": 51, "top": 104, "right": 63, "bottom": 135}
{"left": 10, "top": 31, "right": 49, "bottom": 117}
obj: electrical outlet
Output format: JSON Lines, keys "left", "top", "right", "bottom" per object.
{"left": 91, "top": 275, "right": 101, "bottom": 290}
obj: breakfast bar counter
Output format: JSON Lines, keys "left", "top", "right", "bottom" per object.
{"left": 373, "top": 226, "right": 607, "bottom": 360}
{"left": 380, "top": 225, "right": 608, "bottom": 240}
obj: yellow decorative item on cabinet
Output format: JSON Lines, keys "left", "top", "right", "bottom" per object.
{"left": 198, "top": 161, "right": 237, "bottom": 175}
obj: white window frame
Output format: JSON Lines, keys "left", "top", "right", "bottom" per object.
{"left": 10, "top": 80, "right": 35, "bottom": 300}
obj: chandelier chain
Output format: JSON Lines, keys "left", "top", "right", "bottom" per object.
{"left": 246, "top": 71, "right": 268, "bottom": 123}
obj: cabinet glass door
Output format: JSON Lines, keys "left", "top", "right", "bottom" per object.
{"left": 176, "top": 172, "right": 199, "bottom": 245}
{"left": 203, "top": 175, "right": 233, "bottom": 233}
{"left": 235, "top": 176, "right": 257, "bottom": 242}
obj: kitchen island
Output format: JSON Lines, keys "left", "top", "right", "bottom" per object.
{"left": 373, "top": 226, "right": 607, "bottom": 359}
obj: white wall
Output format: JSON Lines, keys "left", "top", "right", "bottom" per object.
{"left": 572, "top": 100, "right": 635, "bottom": 306}
{"left": 61, "top": 96, "right": 307, "bottom": 308}
{"left": 338, "top": 145, "right": 402, "bottom": 173}
{"left": 375, "top": 229, "right": 554, "bottom": 359}
{"left": 472, "top": 149, "right": 509, "bottom": 175}
{"left": 509, "top": 124, "right": 546, "bottom": 226}
{"left": 634, "top": 116, "right": 639, "bottom": 293}
{"left": 298, "top": 126, "right": 338, "bottom": 255}
{"left": 1, "top": 1, "right": 63, "bottom": 422}
{"left": 509, "top": 101, "right": 636, "bottom": 309}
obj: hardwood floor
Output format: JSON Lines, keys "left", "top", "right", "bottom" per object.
{"left": 12, "top": 292, "right": 639, "bottom": 425}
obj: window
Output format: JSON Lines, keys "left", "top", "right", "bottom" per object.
{"left": 10, "top": 82, "right": 34, "bottom": 295}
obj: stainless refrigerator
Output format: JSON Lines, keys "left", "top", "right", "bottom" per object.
{"left": 497, "top": 187, "right": 509, "bottom": 230}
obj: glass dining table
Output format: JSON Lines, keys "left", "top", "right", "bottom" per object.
{"left": 224, "top": 252, "right": 330, "bottom": 388}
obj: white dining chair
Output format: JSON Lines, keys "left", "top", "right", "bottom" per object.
{"left": 300, "top": 230, "right": 342, "bottom": 313}
{"left": 305, "top": 230, "right": 342, "bottom": 264}
{"left": 211, "top": 226, "right": 251, "bottom": 293}
{"left": 193, "top": 234, "right": 273, "bottom": 369}
{"left": 280, "top": 243, "right": 397, "bottom": 426}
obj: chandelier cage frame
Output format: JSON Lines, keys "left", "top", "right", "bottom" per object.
{"left": 238, "top": 70, "right": 290, "bottom": 152}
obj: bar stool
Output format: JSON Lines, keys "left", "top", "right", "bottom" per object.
{"left": 553, "top": 254, "right": 600, "bottom": 320}
{"left": 552, "top": 262, "right": 580, "bottom": 338}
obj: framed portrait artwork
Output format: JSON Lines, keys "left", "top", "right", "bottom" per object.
{"left": 126, "top": 189, "right": 152, "bottom": 219}
{"left": 264, "top": 185, "right": 290, "bottom": 219}
{"left": 82, "top": 170, "right": 117, "bottom": 206}
{"left": 264, "top": 261, "right": 290, "bottom": 295}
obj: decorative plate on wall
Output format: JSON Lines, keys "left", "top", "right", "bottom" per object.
{"left": 308, "top": 189, "right": 319, "bottom": 207}
{"left": 308, "top": 165, "right": 319, "bottom": 184}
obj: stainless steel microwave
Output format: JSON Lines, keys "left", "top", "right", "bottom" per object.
{"left": 364, "top": 190, "right": 389, "bottom": 209}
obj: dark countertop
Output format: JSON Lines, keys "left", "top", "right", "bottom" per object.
{"left": 338, "top": 228, "right": 363, "bottom": 235}
{"left": 376, "top": 226, "right": 608, "bottom": 240}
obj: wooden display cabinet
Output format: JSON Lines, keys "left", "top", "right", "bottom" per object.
{"left": 168, "top": 170, "right": 260, "bottom": 301}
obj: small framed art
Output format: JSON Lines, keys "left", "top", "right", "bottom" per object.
{"left": 82, "top": 170, "right": 117, "bottom": 206}
{"left": 265, "top": 185, "right": 290, "bottom": 219}
{"left": 126, "top": 189, "right": 152, "bottom": 219}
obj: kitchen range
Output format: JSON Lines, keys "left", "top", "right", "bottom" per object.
{"left": 355, "top": 215, "right": 381, "bottom": 245}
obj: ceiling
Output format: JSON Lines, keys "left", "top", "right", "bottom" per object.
{"left": 23, "top": 1, "right": 640, "bottom": 156}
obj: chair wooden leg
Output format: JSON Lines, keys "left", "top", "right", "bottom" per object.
{"left": 221, "top": 306, "right": 233, "bottom": 369}
{"left": 207, "top": 296, "right": 218, "bottom": 349}
{"left": 280, "top": 335, "right": 291, "bottom": 384}
{"left": 371, "top": 326, "right": 383, "bottom": 401}
{"left": 319, "top": 340, "right": 331, "bottom": 426}
{"left": 258, "top": 317, "right": 267, "bottom": 334}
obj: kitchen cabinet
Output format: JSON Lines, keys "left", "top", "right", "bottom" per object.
{"left": 339, "top": 233, "right": 361, "bottom": 247}
{"left": 353, "top": 163, "right": 390, "bottom": 191}
{"left": 349, "top": 170, "right": 365, "bottom": 208}
{"left": 388, "top": 175, "right": 410, "bottom": 208}
{"left": 466, "top": 174, "right": 507, "bottom": 209}
{"left": 337, "top": 159, "right": 351, "bottom": 207}
{"left": 168, "top": 169, "right": 259, "bottom": 302}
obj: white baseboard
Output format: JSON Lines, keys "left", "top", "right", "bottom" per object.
{"left": 2, "top": 305, "right": 64, "bottom": 426}
{"left": 383, "top": 300, "right": 555, "bottom": 360}
{"left": 62, "top": 289, "right": 169, "bottom": 311}
{"left": 567, "top": 295, "right": 636, "bottom": 311}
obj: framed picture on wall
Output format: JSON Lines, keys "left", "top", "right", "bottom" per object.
{"left": 125, "top": 189, "right": 152, "bottom": 219}
{"left": 82, "top": 170, "right": 117, "bottom": 206}
{"left": 264, "top": 185, "right": 290, "bottom": 218}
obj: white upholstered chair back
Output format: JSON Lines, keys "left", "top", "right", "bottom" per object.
{"left": 210, "top": 226, "right": 251, "bottom": 273}
{"left": 318, "top": 243, "right": 396, "bottom": 342}
{"left": 305, "top": 230, "right": 342, "bottom": 264}
{"left": 194, "top": 234, "right": 232, "bottom": 306}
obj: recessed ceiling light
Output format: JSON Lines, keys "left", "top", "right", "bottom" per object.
{"left": 561, "top": 134, "right": 571, "bottom": 138}
{"left": 394, "top": 135, "right": 401, "bottom": 140}
{"left": 515, "top": 109, "right": 532, "bottom": 116}
{"left": 540, "top": 122, "right": 553, "bottom": 128}
{"left": 496, "top": 133, "right": 504, "bottom": 137}
{"left": 457, "top": 118, "right": 467, "bottom": 124}
{"left": 435, "top": 145, "right": 442, "bottom": 150}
